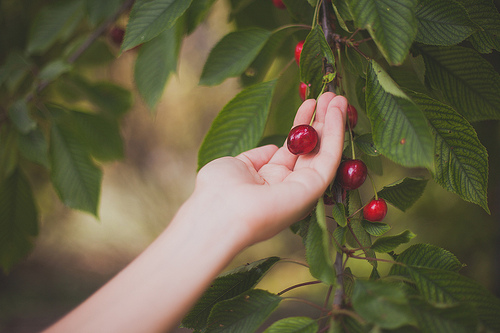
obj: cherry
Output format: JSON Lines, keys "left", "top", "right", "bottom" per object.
{"left": 299, "top": 82, "right": 308, "bottom": 101}
{"left": 109, "top": 26, "right": 125, "bottom": 46}
{"left": 346, "top": 104, "right": 358, "bottom": 130}
{"left": 337, "top": 159, "right": 367, "bottom": 190}
{"left": 295, "top": 40, "right": 305, "bottom": 65}
{"left": 287, "top": 124, "right": 318, "bottom": 155}
{"left": 363, "top": 198, "right": 387, "bottom": 222}
{"left": 272, "top": 0, "right": 286, "bottom": 9}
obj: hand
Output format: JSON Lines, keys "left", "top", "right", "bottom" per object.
{"left": 190, "top": 92, "right": 348, "bottom": 246}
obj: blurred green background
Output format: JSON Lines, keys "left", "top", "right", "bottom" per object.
{"left": 1, "top": 1, "right": 499, "bottom": 332}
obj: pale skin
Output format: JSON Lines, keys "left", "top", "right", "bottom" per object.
{"left": 43, "top": 92, "right": 347, "bottom": 333}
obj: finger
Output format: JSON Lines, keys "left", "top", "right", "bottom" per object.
{"left": 236, "top": 144, "right": 279, "bottom": 171}
{"left": 292, "top": 99, "right": 317, "bottom": 126}
{"left": 310, "top": 95, "right": 348, "bottom": 183}
{"left": 312, "top": 92, "right": 335, "bottom": 123}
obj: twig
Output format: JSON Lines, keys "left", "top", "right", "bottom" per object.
{"left": 277, "top": 280, "right": 322, "bottom": 296}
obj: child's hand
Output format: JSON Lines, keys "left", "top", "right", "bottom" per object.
{"left": 192, "top": 92, "right": 348, "bottom": 246}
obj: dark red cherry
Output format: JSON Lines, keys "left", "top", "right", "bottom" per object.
{"left": 272, "top": 0, "right": 286, "bottom": 9}
{"left": 109, "top": 26, "right": 125, "bottom": 46}
{"left": 337, "top": 159, "right": 367, "bottom": 190}
{"left": 346, "top": 104, "right": 358, "bottom": 130}
{"left": 287, "top": 124, "right": 318, "bottom": 155}
{"left": 295, "top": 40, "right": 305, "bottom": 65}
{"left": 299, "top": 82, "right": 308, "bottom": 101}
{"left": 363, "top": 198, "right": 387, "bottom": 222}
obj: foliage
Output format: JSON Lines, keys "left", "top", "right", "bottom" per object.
{"left": 1, "top": 0, "right": 499, "bottom": 331}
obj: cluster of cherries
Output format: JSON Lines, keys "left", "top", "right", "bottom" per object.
{"left": 285, "top": 32, "right": 387, "bottom": 223}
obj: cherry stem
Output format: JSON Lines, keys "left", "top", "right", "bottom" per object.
{"left": 277, "top": 280, "right": 322, "bottom": 296}
{"left": 282, "top": 297, "right": 329, "bottom": 313}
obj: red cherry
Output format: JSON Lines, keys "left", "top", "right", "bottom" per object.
{"left": 363, "top": 198, "right": 387, "bottom": 222}
{"left": 337, "top": 159, "right": 367, "bottom": 190}
{"left": 346, "top": 104, "right": 358, "bottom": 130}
{"left": 109, "top": 26, "right": 125, "bottom": 46}
{"left": 272, "top": 0, "right": 286, "bottom": 9}
{"left": 299, "top": 82, "right": 308, "bottom": 101}
{"left": 295, "top": 40, "right": 305, "bottom": 65}
{"left": 287, "top": 124, "right": 318, "bottom": 155}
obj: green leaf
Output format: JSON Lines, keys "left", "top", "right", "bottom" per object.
{"left": 8, "top": 100, "right": 36, "bottom": 135}
{"left": 64, "top": 75, "right": 133, "bottom": 118}
{"left": 206, "top": 289, "right": 281, "bottom": 333}
{"left": 185, "top": 0, "right": 218, "bottom": 34}
{"left": 332, "top": 202, "right": 347, "bottom": 227}
{"left": 86, "top": 0, "right": 123, "bottom": 26}
{"left": 361, "top": 220, "right": 391, "bottom": 236}
{"left": 332, "top": 226, "right": 347, "bottom": 252}
{"left": 300, "top": 25, "right": 335, "bottom": 98}
{"left": 409, "top": 91, "right": 490, "bottom": 213}
{"left": 409, "top": 267, "right": 500, "bottom": 331}
{"left": 0, "top": 51, "right": 32, "bottom": 93}
{"left": 49, "top": 115, "right": 102, "bottom": 216}
{"left": 409, "top": 298, "right": 479, "bottom": 333}
{"left": 38, "top": 59, "right": 72, "bottom": 82}
{"left": 18, "top": 128, "right": 50, "bottom": 169}
{"left": 456, "top": 0, "right": 500, "bottom": 53}
{"left": 27, "top": 0, "right": 85, "bottom": 54}
{"left": 389, "top": 243, "right": 463, "bottom": 277}
{"left": 121, "top": 0, "right": 193, "bottom": 52}
{"left": 200, "top": 28, "right": 272, "bottom": 86}
{"left": 370, "top": 230, "right": 416, "bottom": 253}
{"left": 0, "top": 168, "right": 38, "bottom": 273}
{"left": 415, "top": 0, "right": 476, "bottom": 46}
{"left": 418, "top": 44, "right": 500, "bottom": 121}
{"left": 198, "top": 80, "right": 277, "bottom": 169}
{"left": 352, "top": 280, "right": 414, "bottom": 329}
{"left": 134, "top": 23, "right": 181, "bottom": 109}
{"left": 354, "top": 133, "right": 380, "bottom": 156}
{"left": 305, "top": 202, "right": 336, "bottom": 285}
{"left": 181, "top": 257, "right": 280, "bottom": 330}
{"left": 263, "top": 316, "right": 318, "bottom": 333}
{"left": 281, "top": 0, "right": 314, "bottom": 24}
{"left": 346, "top": 218, "right": 377, "bottom": 267}
{"left": 346, "top": 0, "right": 418, "bottom": 65}
{"left": 365, "top": 60, "right": 434, "bottom": 169}
{"left": 377, "top": 177, "right": 428, "bottom": 212}
{"left": 0, "top": 125, "right": 18, "bottom": 182}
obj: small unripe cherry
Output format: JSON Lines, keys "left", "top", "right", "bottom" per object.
{"left": 299, "top": 82, "right": 308, "bottom": 101}
{"left": 337, "top": 159, "right": 367, "bottom": 190}
{"left": 363, "top": 198, "right": 388, "bottom": 222}
{"left": 295, "top": 40, "right": 305, "bottom": 65}
{"left": 346, "top": 104, "right": 358, "bottom": 130}
{"left": 287, "top": 124, "right": 318, "bottom": 155}
{"left": 109, "top": 26, "right": 125, "bottom": 46}
{"left": 272, "top": 0, "right": 286, "bottom": 9}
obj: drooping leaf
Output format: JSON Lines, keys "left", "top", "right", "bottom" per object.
{"left": 377, "top": 177, "right": 428, "bottom": 212}
{"left": 352, "top": 280, "right": 414, "bottom": 329}
{"left": 370, "top": 230, "right": 416, "bottom": 253}
{"left": 365, "top": 60, "right": 434, "bottom": 169}
{"left": 38, "top": 59, "right": 72, "bottom": 82}
{"left": 121, "top": 0, "right": 193, "bottom": 51}
{"left": 27, "top": 0, "right": 85, "bottom": 54}
{"left": 305, "top": 201, "right": 336, "bottom": 285}
{"left": 185, "top": 0, "right": 218, "bottom": 34}
{"left": 8, "top": 100, "right": 36, "bottom": 135}
{"left": 181, "top": 257, "right": 280, "bottom": 330}
{"left": 205, "top": 289, "right": 281, "bottom": 333}
{"left": 200, "top": 28, "right": 272, "bottom": 86}
{"left": 198, "top": 80, "right": 277, "bottom": 169}
{"left": 415, "top": 0, "right": 476, "bottom": 46}
{"left": 409, "top": 298, "right": 479, "bottom": 333}
{"left": 49, "top": 113, "right": 102, "bottom": 216}
{"left": 300, "top": 25, "right": 335, "bottom": 98}
{"left": 263, "top": 316, "right": 318, "bottom": 333}
{"left": 409, "top": 267, "right": 500, "bottom": 331}
{"left": 389, "top": 243, "right": 463, "bottom": 277}
{"left": 456, "top": 0, "right": 500, "bottom": 53}
{"left": 417, "top": 44, "right": 500, "bottom": 121}
{"left": 354, "top": 133, "right": 380, "bottom": 156}
{"left": 331, "top": 202, "right": 347, "bottom": 227}
{"left": 0, "top": 168, "right": 38, "bottom": 273}
{"left": 0, "top": 125, "right": 18, "bottom": 182}
{"left": 409, "top": 90, "right": 490, "bottom": 213}
{"left": 18, "top": 128, "right": 50, "bottom": 169}
{"left": 346, "top": 218, "right": 377, "bottom": 267}
{"left": 361, "top": 220, "right": 391, "bottom": 236}
{"left": 134, "top": 23, "right": 181, "bottom": 109}
{"left": 346, "top": 0, "right": 418, "bottom": 65}
{"left": 332, "top": 226, "right": 347, "bottom": 252}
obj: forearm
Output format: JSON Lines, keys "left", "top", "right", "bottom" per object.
{"left": 44, "top": 195, "right": 248, "bottom": 333}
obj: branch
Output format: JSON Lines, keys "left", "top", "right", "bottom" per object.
{"left": 319, "top": 0, "right": 337, "bottom": 92}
